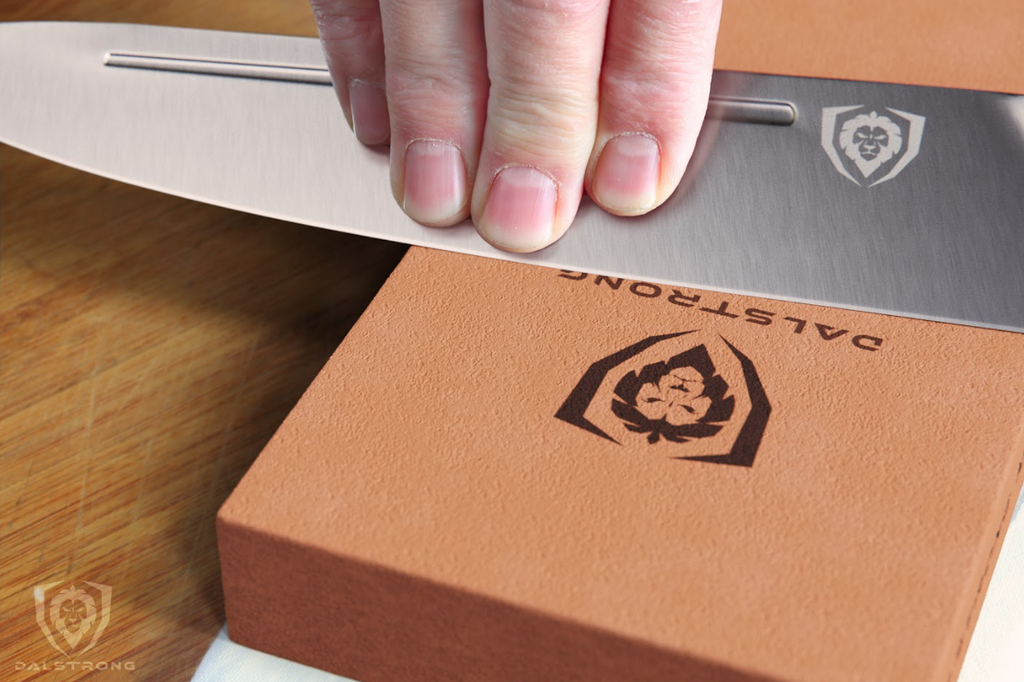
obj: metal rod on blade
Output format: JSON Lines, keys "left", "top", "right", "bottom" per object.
{"left": 707, "top": 98, "right": 796, "bottom": 125}
{"left": 104, "top": 52, "right": 333, "bottom": 85}
{"left": 104, "top": 51, "right": 796, "bottom": 126}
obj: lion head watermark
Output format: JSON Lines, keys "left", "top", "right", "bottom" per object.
{"left": 34, "top": 581, "right": 111, "bottom": 656}
{"left": 50, "top": 586, "right": 99, "bottom": 650}
{"left": 821, "top": 106, "right": 925, "bottom": 187}
{"left": 838, "top": 111, "right": 903, "bottom": 178}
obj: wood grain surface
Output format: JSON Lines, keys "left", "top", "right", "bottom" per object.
{"left": 0, "top": 2, "right": 406, "bottom": 680}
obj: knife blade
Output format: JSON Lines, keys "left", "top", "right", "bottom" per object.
{"left": 2, "top": 21, "right": 1023, "bottom": 332}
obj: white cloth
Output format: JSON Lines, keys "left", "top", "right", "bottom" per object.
{"left": 193, "top": 493, "right": 1024, "bottom": 682}
{"left": 191, "top": 626, "right": 349, "bottom": 682}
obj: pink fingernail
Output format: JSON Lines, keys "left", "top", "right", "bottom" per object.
{"left": 348, "top": 80, "right": 390, "bottom": 146}
{"left": 403, "top": 140, "right": 467, "bottom": 225}
{"left": 592, "top": 134, "right": 660, "bottom": 213}
{"left": 479, "top": 166, "right": 557, "bottom": 252}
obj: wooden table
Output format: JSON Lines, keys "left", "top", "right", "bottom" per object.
{"left": 0, "top": 2, "right": 406, "bottom": 679}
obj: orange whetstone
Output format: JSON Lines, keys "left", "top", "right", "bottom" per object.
{"left": 219, "top": 251, "right": 1024, "bottom": 681}
{"left": 218, "top": 1, "right": 1024, "bottom": 680}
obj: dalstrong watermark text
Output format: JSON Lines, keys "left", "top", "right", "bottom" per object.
{"left": 15, "top": 660, "right": 136, "bottom": 672}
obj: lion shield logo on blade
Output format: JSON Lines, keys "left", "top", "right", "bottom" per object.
{"left": 556, "top": 332, "right": 770, "bottom": 466}
{"left": 33, "top": 581, "right": 112, "bottom": 656}
{"left": 821, "top": 106, "right": 925, "bottom": 187}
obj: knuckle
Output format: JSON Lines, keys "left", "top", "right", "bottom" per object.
{"left": 504, "top": 0, "right": 607, "bottom": 24}
{"left": 385, "top": 38, "right": 480, "bottom": 86}
{"left": 389, "top": 71, "right": 460, "bottom": 99}
{"left": 599, "top": 70, "right": 711, "bottom": 136}
{"left": 385, "top": 52, "right": 486, "bottom": 121}
{"left": 606, "top": 0, "right": 722, "bottom": 60}
{"left": 311, "top": 1, "right": 382, "bottom": 50}
{"left": 614, "top": 12, "right": 718, "bottom": 59}
{"left": 492, "top": 40, "right": 602, "bottom": 101}
{"left": 645, "top": 0, "right": 724, "bottom": 29}
{"left": 601, "top": 65, "right": 707, "bottom": 108}
{"left": 387, "top": 71, "right": 478, "bottom": 121}
{"left": 599, "top": 0, "right": 720, "bottom": 126}
{"left": 488, "top": 90, "right": 596, "bottom": 162}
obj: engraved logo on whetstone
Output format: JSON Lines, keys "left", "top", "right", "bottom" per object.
{"left": 821, "top": 106, "right": 925, "bottom": 187}
{"left": 556, "top": 332, "right": 770, "bottom": 466}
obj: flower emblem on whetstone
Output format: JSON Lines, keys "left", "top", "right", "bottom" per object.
{"left": 556, "top": 332, "right": 771, "bottom": 466}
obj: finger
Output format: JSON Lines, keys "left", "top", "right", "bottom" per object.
{"left": 379, "top": 0, "right": 487, "bottom": 226}
{"left": 310, "top": 0, "right": 391, "bottom": 146}
{"left": 586, "top": 0, "right": 722, "bottom": 215}
{"left": 471, "top": 0, "right": 610, "bottom": 253}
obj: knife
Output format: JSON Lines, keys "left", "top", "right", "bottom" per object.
{"left": 2, "top": 21, "right": 1023, "bottom": 333}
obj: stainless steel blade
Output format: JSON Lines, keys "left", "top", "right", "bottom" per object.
{"left": 2, "top": 22, "right": 1023, "bottom": 332}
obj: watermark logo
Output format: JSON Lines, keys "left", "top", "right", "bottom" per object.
{"left": 33, "top": 581, "right": 111, "bottom": 656}
{"left": 821, "top": 106, "right": 925, "bottom": 187}
{"left": 14, "top": 580, "right": 136, "bottom": 673}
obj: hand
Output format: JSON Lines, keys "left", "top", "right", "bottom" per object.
{"left": 309, "top": 0, "right": 722, "bottom": 253}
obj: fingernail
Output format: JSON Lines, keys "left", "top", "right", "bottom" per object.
{"left": 403, "top": 140, "right": 467, "bottom": 225}
{"left": 592, "top": 134, "right": 660, "bottom": 213}
{"left": 479, "top": 166, "right": 557, "bottom": 252}
{"left": 348, "top": 79, "right": 390, "bottom": 146}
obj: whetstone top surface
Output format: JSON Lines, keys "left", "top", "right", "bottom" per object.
{"left": 219, "top": 248, "right": 1024, "bottom": 681}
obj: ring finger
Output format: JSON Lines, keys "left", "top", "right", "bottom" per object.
{"left": 380, "top": 0, "right": 488, "bottom": 226}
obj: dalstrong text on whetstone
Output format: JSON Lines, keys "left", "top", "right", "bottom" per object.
{"left": 557, "top": 271, "right": 885, "bottom": 352}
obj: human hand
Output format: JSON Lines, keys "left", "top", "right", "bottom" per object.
{"left": 309, "top": 0, "right": 722, "bottom": 253}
